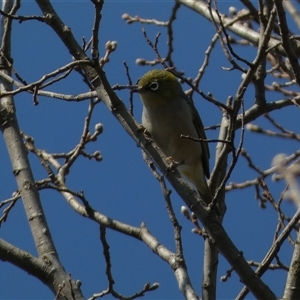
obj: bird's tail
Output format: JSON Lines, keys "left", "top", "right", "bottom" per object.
{"left": 179, "top": 164, "right": 216, "bottom": 210}
{"left": 196, "top": 179, "right": 213, "bottom": 206}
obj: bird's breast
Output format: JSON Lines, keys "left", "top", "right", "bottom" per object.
{"left": 142, "top": 104, "right": 202, "bottom": 165}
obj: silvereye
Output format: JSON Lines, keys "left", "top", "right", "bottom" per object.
{"left": 134, "top": 69, "right": 212, "bottom": 204}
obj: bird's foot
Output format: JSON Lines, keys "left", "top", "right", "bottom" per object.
{"left": 137, "top": 124, "right": 145, "bottom": 132}
{"left": 165, "top": 156, "right": 181, "bottom": 171}
{"left": 137, "top": 125, "right": 152, "bottom": 143}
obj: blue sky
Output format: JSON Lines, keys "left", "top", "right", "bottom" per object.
{"left": 1, "top": 1, "right": 299, "bottom": 299}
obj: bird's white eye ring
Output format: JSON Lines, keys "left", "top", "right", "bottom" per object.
{"left": 149, "top": 82, "right": 159, "bottom": 91}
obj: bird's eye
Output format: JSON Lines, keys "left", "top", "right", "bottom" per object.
{"left": 149, "top": 82, "right": 159, "bottom": 91}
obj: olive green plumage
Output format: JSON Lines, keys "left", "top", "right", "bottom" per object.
{"left": 135, "top": 69, "right": 212, "bottom": 204}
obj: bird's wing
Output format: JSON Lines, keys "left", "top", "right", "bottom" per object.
{"left": 182, "top": 92, "right": 211, "bottom": 179}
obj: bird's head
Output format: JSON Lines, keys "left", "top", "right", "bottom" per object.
{"left": 133, "top": 69, "right": 182, "bottom": 108}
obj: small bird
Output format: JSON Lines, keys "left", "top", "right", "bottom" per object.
{"left": 134, "top": 69, "right": 213, "bottom": 205}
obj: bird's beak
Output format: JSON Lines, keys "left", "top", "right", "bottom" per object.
{"left": 131, "top": 86, "right": 147, "bottom": 95}
{"left": 131, "top": 86, "right": 140, "bottom": 93}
